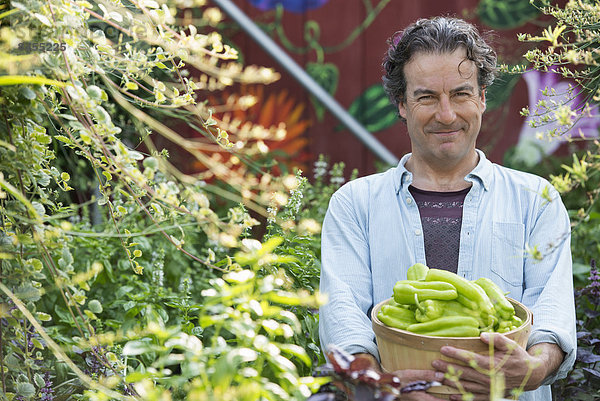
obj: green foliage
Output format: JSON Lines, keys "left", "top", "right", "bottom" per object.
{"left": 261, "top": 158, "right": 357, "bottom": 372}
{"left": 476, "top": 0, "right": 542, "bottom": 29}
{"left": 305, "top": 62, "right": 339, "bottom": 122}
{"left": 0, "top": 1, "right": 337, "bottom": 400}
{"left": 508, "top": 0, "right": 600, "bottom": 397}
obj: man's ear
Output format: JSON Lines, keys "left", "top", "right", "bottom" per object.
{"left": 398, "top": 100, "right": 407, "bottom": 120}
{"left": 480, "top": 87, "right": 487, "bottom": 113}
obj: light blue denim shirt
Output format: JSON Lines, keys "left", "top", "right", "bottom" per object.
{"left": 319, "top": 150, "right": 576, "bottom": 401}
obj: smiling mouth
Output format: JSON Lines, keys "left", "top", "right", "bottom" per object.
{"left": 432, "top": 130, "right": 461, "bottom": 135}
{"left": 428, "top": 126, "right": 463, "bottom": 135}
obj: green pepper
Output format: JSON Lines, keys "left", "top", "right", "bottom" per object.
{"left": 496, "top": 319, "right": 519, "bottom": 333}
{"left": 497, "top": 325, "right": 517, "bottom": 333}
{"left": 425, "top": 269, "right": 495, "bottom": 317}
{"left": 393, "top": 280, "right": 458, "bottom": 304}
{"left": 388, "top": 299, "right": 416, "bottom": 311}
{"left": 407, "top": 263, "right": 429, "bottom": 281}
{"left": 496, "top": 315, "right": 523, "bottom": 332}
{"left": 418, "top": 326, "right": 481, "bottom": 337}
{"left": 413, "top": 299, "right": 490, "bottom": 328}
{"left": 378, "top": 305, "right": 417, "bottom": 330}
{"left": 380, "top": 304, "right": 417, "bottom": 320}
{"left": 510, "top": 315, "right": 523, "bottom": 327}
{"left": 474, "top": 277, "right": 515, "bottom": 320}
{"left": 441, "top": 300, "right": 489, "bottom": 328}
{"left": 414, "top": 299, "right": 445, "bottom": 322}
{"left": 455, "top": 293, "right": 478, "bottom": 310}
{"left": 406, "top": 315, "right": 479, "bottom": 334}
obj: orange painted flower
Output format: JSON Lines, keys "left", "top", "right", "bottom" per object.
{"left": 188, "top": 85, "right": 312, "bottom": 178}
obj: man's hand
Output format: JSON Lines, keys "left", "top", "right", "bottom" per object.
{"left": 392, "top": 369, "right": 448, "bottom": 400}
{"left": 430, "top": 333, "right": 565, "bottom": 400}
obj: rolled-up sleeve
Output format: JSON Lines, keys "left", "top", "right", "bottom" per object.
{"left": 522, "top": 183, "right": 576, "bottom": 384}
{"left": 318, "top": 185, "right": 379, "bottom": 360}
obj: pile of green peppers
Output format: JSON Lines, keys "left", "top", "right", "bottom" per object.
{"left": 377, "top": 263, "right": 523, "bottom": 337}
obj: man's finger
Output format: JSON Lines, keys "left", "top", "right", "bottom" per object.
{"left": 393, "top": 369, "right": 446, "bottom": 383}
{"left": 439, "top": 345, "right": 482, "bottom": 366}
{"left": 479, "top": 332, "right": 519, "bottom": 353}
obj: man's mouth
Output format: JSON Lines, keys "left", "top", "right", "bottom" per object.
{"left": 430, "top": 129, "right": 461, "bottom": 135}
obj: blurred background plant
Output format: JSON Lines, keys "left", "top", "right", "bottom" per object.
{"left": 500, "top": 0, "right": 600, "bottom": 398}
{"left": 0, "top": 0, "right": 343, "bottom": 399}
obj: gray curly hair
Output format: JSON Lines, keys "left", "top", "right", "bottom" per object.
{"left": 382, "top": 16, "right": 497, "bottom": 116}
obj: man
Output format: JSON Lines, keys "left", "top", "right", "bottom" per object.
{"left": 319, "top": 16, "right": 576, "bottom": 401}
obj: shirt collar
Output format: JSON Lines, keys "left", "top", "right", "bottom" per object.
{"left": 393, "top": 149, "right": 492, "bottom": 194}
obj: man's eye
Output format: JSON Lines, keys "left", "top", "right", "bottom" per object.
{"left": 455, "top": 92, "right": 470, "bottom": 97}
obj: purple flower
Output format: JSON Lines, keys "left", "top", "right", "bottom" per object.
{"left": 40, "top": 372, "right": 55, "bottom": 401}
{"left": 588, "top": 259, "right": 600, "bottom": 300}
{"left": 247, "top": 0, "right": 329, "bottom": 13}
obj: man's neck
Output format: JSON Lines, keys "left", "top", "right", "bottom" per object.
{"left": 405, "top": 152, "right": 479, "bottom": 192}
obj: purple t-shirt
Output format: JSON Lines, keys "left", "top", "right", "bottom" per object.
{"left": 408, "top": 185, "right": 470, "bottom": 273}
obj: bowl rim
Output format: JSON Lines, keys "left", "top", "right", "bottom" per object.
{"left": 371, "top": 297, "right": 532, "bottom": 339}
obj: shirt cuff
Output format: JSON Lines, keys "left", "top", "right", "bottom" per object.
{"left": 343, "top": 343, "right": 381, "bottom": 363}
{"left": 527, "top": 329, "right": 576, "bottom": 385}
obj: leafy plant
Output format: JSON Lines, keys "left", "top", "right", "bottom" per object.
{"left": 504, "top": 0, "right": 600, "bottom": 398}
{"left": 0, "top": 0, "right": 333, "bottom": 400}
{"left": 552, "top": 259, "right": 600, "bottom": 400}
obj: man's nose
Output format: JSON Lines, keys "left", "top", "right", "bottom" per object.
{"left": 435, "top": 96, "right": 456, "bottom": 125}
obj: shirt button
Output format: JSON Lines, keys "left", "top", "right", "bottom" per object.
{"left": 415, "top": 229, "right": 422, "bottom": 236}
{"left": 406, "top": 197, "right": 412, "bottom": 204}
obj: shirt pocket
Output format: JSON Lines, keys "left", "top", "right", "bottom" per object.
{"left": 490, "top": 221, "right": 525, "bottom": 287}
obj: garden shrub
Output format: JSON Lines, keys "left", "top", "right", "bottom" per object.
{"left": 0, "top": 0, "right": 337, "bottom": 400}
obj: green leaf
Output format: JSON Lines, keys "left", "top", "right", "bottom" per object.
{"left": 86, "top": 85, "right": 103, "bottom": 100}
{"left": 306, "top": 62, "right": 339, "bottom": 121}
{"left": 278, "top": 343, "right": 311, "bottom": 366}
{"left": 342, "top": 84, "right": 399, "bottom": 133}
{"left": 20, "top": 87, "right": 36, "bottom": 100}
{"left": 16, "top": 382, "right": 35, "bottom": 398}
{"left": 36, "top": 312, "right": 51, "bottom": 321}
{"left": 33, "top": 13, "right": 52, "bottom": 26}
{"left": 125, "top": 371, "right": 153, "bottom": 382}
{"left": 57, "top": 114, "right": 78, "bottom": 121}
{"left": 95, "top": 106, "right": 111, "bottom": 124}
{"left": 87, "top": 299, "right": 103, "bottom": 314}
{"left": 32, "top": 338, "right": 44, "bottom": 349}
{"left": 266, "top": 290, "right": 303, "bottom": 306}
{"left": 31, "top": 201, "right": 45, "bottom": 217}
{"left": 122, "top": 340, "right": 153, "bottom": 356}
{"left": 35, "top": 132, "right": 52, "bottom": 145}
{"left": 58, "top": 247, "right": 73, "bottom": 268}
{"left": 125, "top": 81, "right": 139, "bottom": 90}
{"left": 53, "top": 135, "right": 72, "bottom": 145}
{"left": 128, "top": 150, "right": 144, "bottom": 160}
{"left": 33, "top": 373, "right": 45, "bottom": 388}
{"left": 15, "top": 284, "right": 41, "bottom": 302}
{"left": 4, "top": 354, "right": 21, "bottom": 369}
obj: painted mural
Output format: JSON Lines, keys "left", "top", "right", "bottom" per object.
{"left": 195, "top": 0, "right": 599, "bottom": 175}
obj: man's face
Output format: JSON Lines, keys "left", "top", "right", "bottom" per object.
{"left": 398, "top": 48, "right": 486, "bottom": 167}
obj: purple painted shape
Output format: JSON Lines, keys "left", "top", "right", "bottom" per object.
{"left": 516, "top": 69, "right": 599, "bottom": 162}
{"left": 248, "top": 0, "right": 329, "bottom": 13}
